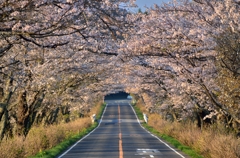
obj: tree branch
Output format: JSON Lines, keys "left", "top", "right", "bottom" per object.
{"left": 19, "top": 35, "right": 69, "bottom": 48}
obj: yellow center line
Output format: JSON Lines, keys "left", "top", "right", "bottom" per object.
{"left": 118, "top": 105, "right": 123, "bottom": 158}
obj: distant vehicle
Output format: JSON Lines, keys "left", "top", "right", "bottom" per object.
{"left": 127, "top": 95, "right": 132, "bottom": 99}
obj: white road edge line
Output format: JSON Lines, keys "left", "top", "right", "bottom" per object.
{"left": 58, "top": 104, "right": 108, "bottom": 158}
{"left": 129, "top": 103, "right": 185, "bottom": 158}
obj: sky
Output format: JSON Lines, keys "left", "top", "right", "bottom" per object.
{"left": 135, "top": 0, "right": 170, "bottom": 11}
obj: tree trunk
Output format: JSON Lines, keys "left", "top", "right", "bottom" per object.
{"left": 0, "top": 103, "right": 8, "bottom": 140}
{"left": 16, "top": 89, "right": 46, "bottom": 136}
{"left": 16, "top": 91, "right": 28, "bottom": 136}
{"left": 0, "top": 76, "right": 14, "bottom": 140}
{"left": 200, "top": 81, "right": 240, "bottom": 124}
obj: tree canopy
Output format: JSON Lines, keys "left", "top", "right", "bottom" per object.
{"left": 0, "top": 0, "right": 239, "bottom": 139}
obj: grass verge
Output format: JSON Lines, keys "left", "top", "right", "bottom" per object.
{"left": 30, "top": 124, "right": 97, "bottom": 158}
{"left": 31, "top": 103, "right": 107, "bottom": 158}
{"left": 132, "top": 103, "right": 203, "bottom": 158}
{"left": 0, "top": 102, "right": 108, "bottom": 158}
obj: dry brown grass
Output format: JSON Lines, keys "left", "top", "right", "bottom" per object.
{"left": 148, "top": 113, "right": 240, "bottom": 158}
{"left": 0, "top": 117, "right": 91, "bottom": 158}
{"left": 135, "top": 99, "right": 148, "bottom": 113}
{"left": 0, "top": 101, "right": 105, "bottom": 158}
{"left": 88, "top": 101, "right": 104, "bottom": 117}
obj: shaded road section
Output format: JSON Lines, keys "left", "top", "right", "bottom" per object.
{"left": 59, "top": 100, "right": 188, "bottom": 158}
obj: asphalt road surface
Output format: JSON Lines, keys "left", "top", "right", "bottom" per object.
{"left": 58, "top": 99, "right": 188, "bottom": 158}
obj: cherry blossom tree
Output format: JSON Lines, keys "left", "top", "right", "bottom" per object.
{"left": 0, "top": 0, "right": 239, "bottom": 139}
{"left": 0, "top": 0, "right": 135, "bottom": 138}
{"left": 123, "top": 0, "right": 240, "bottom": 131}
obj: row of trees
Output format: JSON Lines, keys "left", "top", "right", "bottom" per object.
{"left": 124, "top": 0, "right": 240, "bottom": 132}
{"left": 0, "top": 0, "right": 134, "bottom": 139}
{"left": 0, "top": 0, "right": 239, "bottom": 140}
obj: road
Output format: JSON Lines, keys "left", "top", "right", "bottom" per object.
{"left": 58, "top": 99, "right": 188, "bottom": 158}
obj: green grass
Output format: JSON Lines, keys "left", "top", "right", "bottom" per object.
{"left": 29, "top": 103, "right": 107, "bottom": 158}
{"left": 131, "top": 102, "right": 144, "bottom": 120}
{"left": 96, "top": 103, "right": 106, "bottom": 120}
{"left": 132, "top": 105, "right": 203, "bottom": 158}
